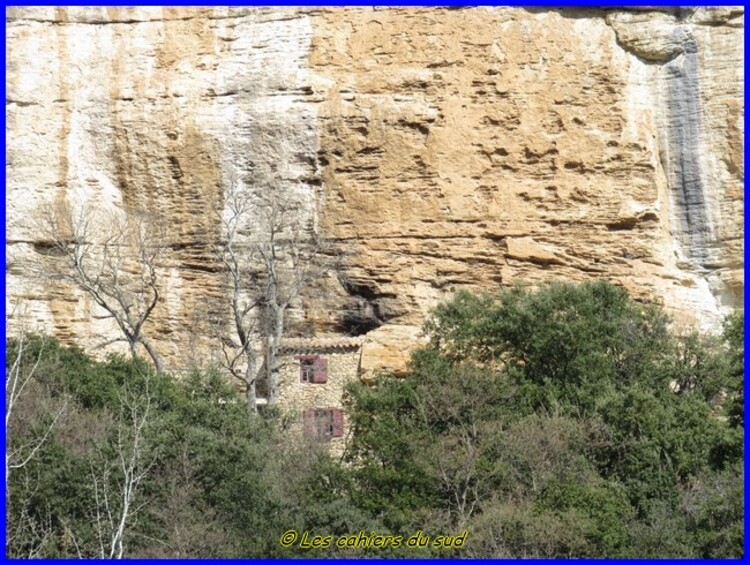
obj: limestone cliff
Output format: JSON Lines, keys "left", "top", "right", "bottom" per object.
{"left": 6, "top": 7, "right": 744, "bottom": 373}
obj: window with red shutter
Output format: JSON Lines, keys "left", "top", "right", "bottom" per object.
{"left": 332, "top": 409, "right": 344, "bottom": 438}
{"left": 320, "top": 409, "right": 334, "bottom": 438}
{"left": 302, "top": 408, "right": 342, "bottom": 442}
{"left": 302, "top": 408, "right": 317, "bottom": 438}
{"left": 296, "top": 355, "right": 319, "bottom": 383}
{"left": 312, "top": 356, "right": 328, "bottom": 384}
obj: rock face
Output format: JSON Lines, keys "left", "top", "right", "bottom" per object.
{"left": 6, "top": 7, "right": 744, "bottom": 372}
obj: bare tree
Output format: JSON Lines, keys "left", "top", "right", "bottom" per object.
{"left": 5, "top": 306, "right": 64, "bottom": 487}
{"left": 215, "top": 182, "right": 323, "bottom": 413}
{"left": 6, "top": 474, "right": 56, "bottom": 559}
{"left": 215, "top": 185, "right": 263, "bottom": 415}
{"left": 40, "top": 201, "right": 166, "bottom": 373}
{"left": 5, "top": 334, "right": 66, "bottom": 482}
{"left": 5, "top": 308, "right": 68, "bottom": 557}
{"left": 134, "top": 444, "right": 234, "bottom": 557}
{"left": 256, "top": 189, "right": 321, "bottom": 406}
{"left": 90, "top": 380, "right": 155, "bottom": 559}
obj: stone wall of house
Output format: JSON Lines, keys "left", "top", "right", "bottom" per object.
{"left": 278, "top": 348, "right": 361, "bottom": 455}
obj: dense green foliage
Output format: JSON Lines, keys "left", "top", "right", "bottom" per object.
{"left": 6, "top": 282, "right": 744, "bottom": 557}
{"left": 6, "top": 337, "right": 364, "bottom": 558}
{"left": 344, "top": 282, "right": 744, "bottom": 557}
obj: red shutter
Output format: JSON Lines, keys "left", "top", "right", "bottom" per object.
{"left": 332, "top": 409, "right": 344, "bottom": 437}
{"left": 313, "top": 357, "right": 328, "bottom": 383}
{"left": 303, "top": 408, "right": 316, "bottom": 438}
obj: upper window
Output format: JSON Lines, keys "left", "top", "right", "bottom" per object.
{"left": 300, "top": 358, "right": 315, "bottom": 383}
{"left": 296, "top": 355, "right": 328, "bottom": 384}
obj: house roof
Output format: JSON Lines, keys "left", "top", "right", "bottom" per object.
{"left": 280, "top": 335, "right": 365, "bottom": 352}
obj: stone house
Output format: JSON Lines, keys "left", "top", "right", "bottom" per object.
{"left": 276, "top": 336, "right": 365, "bottom": 453}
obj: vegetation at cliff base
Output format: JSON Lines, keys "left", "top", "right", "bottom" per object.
{"left": 5, "top": 281, "right": 743, "bottom": 557}
{"left": 345, "top": 282, "right": 743, "bottom": 557}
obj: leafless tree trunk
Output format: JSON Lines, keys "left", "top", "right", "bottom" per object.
{"left": 134, "top": 444, "right": 234, "bottom": 557}
{"left": 216, "top": 185, "right": 262, "bottom": 415}
{"left": 5, "top": 342, "right": 66, "bottom": 477}
{"left": 39, "top": 201, "right": 166, "bottom": 374}
{"left": 412, "top": 374, "right": 502, "bottom": 531}
{"left": 255, "top": 190, "right": 320, "bottom": 406}
{"left": 5, "top": 310, "right": 68, "bottom": 557}
{"left": 434, "top": 425, "right": 484, "bottom": 530}
{"left": 215, "top": 182, "right": 323, "bottom": 413}
{"left": 90, "top": 379, "right": 155, "bottom": 559}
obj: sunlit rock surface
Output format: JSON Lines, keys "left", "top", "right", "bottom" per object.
{"left": 6, "top": 7, "right": 743, "bottom": 372}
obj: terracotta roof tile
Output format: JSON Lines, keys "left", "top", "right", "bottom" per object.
{"left": 280, "top": 335, "right": 365, "bottom": 351}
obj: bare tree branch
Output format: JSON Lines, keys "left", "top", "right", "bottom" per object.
{"left": 212, "top": 180, "right": 331, "bottom": 415}
{"left": 89, "top": 374, "right": 156, "bottom": 558}
{"left": 38, "top": 201, "right": 166, "bottom": 373}
{"left": 5, "top": 309, "right": 67, "bottom": 557}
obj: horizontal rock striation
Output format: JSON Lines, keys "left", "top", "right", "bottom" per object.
{"left": 6, "top": 7, "right": 743, "bottom": 372}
